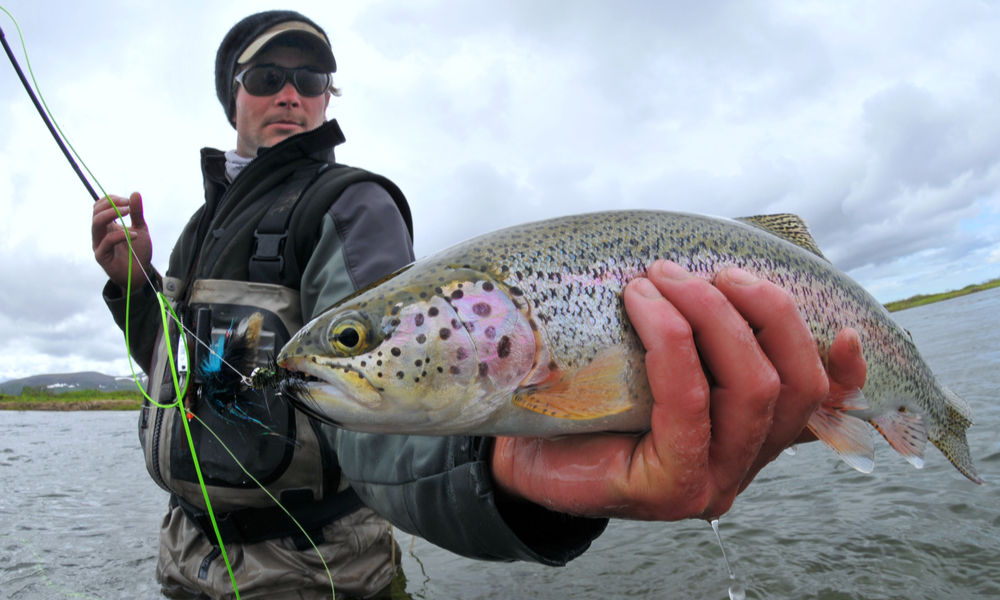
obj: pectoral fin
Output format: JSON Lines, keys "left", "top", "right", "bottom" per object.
{"left": 512, "top": 347, "right": 632, "bottom": 420}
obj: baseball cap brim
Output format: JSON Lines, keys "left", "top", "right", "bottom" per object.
{"left": 237, "top": 21, "right": 336, "bottom": 72}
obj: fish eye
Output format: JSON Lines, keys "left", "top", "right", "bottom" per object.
{"left": 329, "top": 316, "right": 369, "bottom": 356}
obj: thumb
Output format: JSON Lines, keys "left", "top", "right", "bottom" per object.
{"left": 827, "top": 327, "right": 866, "bottom": 391}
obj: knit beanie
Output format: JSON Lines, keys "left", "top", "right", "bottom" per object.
{"left": 215, "top": 10, "right": 337, "bottom": 127}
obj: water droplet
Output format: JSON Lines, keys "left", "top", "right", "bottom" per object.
{"left": 711, "top": 519, "right": 747, "bottom": 600}
{"left": 784, "top": 444, "right": 798, "bottom": 456}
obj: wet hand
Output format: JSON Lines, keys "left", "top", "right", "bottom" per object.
{"left": 92, "top": 192, "right": 152, "bottom": 291}
{"left": 491, "top": 260, "right": 867, "bottom": 521}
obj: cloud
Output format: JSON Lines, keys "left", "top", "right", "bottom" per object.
{"left": 0, "top": 252, "right": 132, "bottom": 379}
{"left": 3, "top": 0, "right": 1000, "bottom": 379}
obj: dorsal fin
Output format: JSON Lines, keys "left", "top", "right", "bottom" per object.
{"left": 735, "top": 214, "right": 829, "bottom": 261}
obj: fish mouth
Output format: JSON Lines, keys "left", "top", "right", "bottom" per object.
{"left": 278, "top": 355, "right": 383, "bottom": 411}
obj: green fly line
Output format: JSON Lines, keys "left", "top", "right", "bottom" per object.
{"left": 0, "top": 7, "right": 335, "bottom": 599}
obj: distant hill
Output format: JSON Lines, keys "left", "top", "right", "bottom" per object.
{"left": 0, "top": 371, "right": 147, "bottom": 396}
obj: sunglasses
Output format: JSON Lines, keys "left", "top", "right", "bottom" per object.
{"left": 234, "top": 65, "right": 332, "bottom": 97}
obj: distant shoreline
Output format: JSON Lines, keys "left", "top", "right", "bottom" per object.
{"left": 0, "top": 398, "right": 141, "bottom": 411}
{"left": 884, "top": 277, "right": 1000, "bottom": 312}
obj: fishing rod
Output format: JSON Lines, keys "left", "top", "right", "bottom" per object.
{"left": 0, "top": 20, "right": 99, "bottom": 201}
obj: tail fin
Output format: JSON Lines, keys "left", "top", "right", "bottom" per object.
{"left": 930, "top": 386, "right": 982, "bottom": 484}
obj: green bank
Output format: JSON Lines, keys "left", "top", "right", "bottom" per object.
{"left": 0, "top": 387, "right": 143, "bottom": 411}
{"left": 884, "top": 277, "right": 1000, "bottom": 312}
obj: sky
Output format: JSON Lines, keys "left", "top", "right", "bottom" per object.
{"left": 1, "top": 0, "right": 999, "bottom": 381}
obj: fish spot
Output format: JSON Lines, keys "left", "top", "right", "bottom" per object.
{"left": 457, "top": 347, "right": 468, "bottom": 361}
{"left": 414, "top": 377, "right": 420, "bottom": 382}
{"left": 391, "top": 348, "right": 402, "bottom": 357}
{"left": 482, "top": 282, "right": 495, "bottom": 292}
{"left": 422, "top": 371, "right": 427, "bottom": 377}
{"left": 450, "top": 366, "right": 461, "bottom": 375}
{"left": 529, "top": 319, "right": 538, "bottom": 331}
{"left": 473, "top": 302, "right": 491, "bottom": 317}
{"left": 415, "top": 314, "right": 425, "bottom": 327}
{"left": 429, "top": 307, "right": 440, "bottom": 317}
{"left": 390, "top": 318, "right": 400, "bottom": 327}
{"left": 440, "top": 328, "right": 451, "bottom": 340}
{"left": 478, "top": 362, "right": 489, "bottom": 377}
{"left": 416, "top": 334, "right": 427, "bottom": 344}
{"left": 415, "top": 359, "right": 423, "bottom": 367}
{"left": 437, "top": 366, "right": 444, "bottom": 373}
{"left": 485, "top": 326, "right": 496, "bottom": 340}
{"left": 548, "top": 361, "right": 558, "bottom": 371}
{"left": 391, "top": 306, "right": 400, "bottom": 315}
{"left": 396, "top": 371, "right": 405, "bottom": 379}
{"left": 451, "top": 318, "right": 461, "bottom": 329}
{"left": 360, "top": 361, "right": 366, "bottom": 367}
{"left": 451, "top": 290, "right": 464, "bottom": 300}
{"left": 497, "top": 336, "right": 512, "bottom": 358}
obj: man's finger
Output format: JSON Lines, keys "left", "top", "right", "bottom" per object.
{"left": 715, "top": 267, "right": 828, "bottom": 474}
{"left": 128, "top": 192, "right": 146, "bottom": 229}
{"left": 624, "top": 276, "right": 712, "bottom": 469}
{"left": 828, "top": 327, "right": 866, "bottom": 390}
{"left": 645, "top": 261, "right": 778, "bottom": 500}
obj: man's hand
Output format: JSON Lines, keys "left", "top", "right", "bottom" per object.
{"left": 491, "top": 260, "right": 866, "bottom": 521}
{"left": 92, "top": 192, "right": 152, "bottom": 292}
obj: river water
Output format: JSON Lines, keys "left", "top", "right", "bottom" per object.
{"left": 2, "top": 289, "right": 999, "bottom": 599}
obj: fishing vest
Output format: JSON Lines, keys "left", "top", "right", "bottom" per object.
{"left": 138, "top": 161, "right": 410, "bottom": 545}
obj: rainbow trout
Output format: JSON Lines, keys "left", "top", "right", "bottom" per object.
{"left": 277, "top": 211, "right": 981, "bottom": 483}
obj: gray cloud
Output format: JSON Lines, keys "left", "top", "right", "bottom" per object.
{"left": 0, "top": 254, "right": 129, "bottom": 377}
{"left": 3, "top": 0, "right": 1000, "bottom": 380}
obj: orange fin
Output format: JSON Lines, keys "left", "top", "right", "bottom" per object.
{"left": 807, "top": 388, "right": 875, "bottom": 473}
{"left": 872, "top": 410, "right": 927, "bottom": 469}
{"left": 512, "top": 347, "right": 631, "bottom": 420}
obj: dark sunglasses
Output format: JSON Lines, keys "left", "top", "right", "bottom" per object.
{"left": 234, "top": 65, "right": 332, "bottom": 97}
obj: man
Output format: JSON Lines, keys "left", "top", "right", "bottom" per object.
{"left": 92, "top": 10, "right": 865, "bottom": 600}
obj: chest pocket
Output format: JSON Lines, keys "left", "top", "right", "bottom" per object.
{"left": 144, "top": 280, "right": 332, "bottom": 512}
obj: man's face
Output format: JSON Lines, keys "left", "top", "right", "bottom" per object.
{"left": 234, "top": 45, "right": 331, "bottom": 157}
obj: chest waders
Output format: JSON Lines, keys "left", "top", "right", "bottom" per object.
{"left": 139, "top": 163, "right": 365, "bottom": 548}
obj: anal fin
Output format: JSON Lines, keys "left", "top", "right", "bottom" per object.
{"left": 872, "top": 410, "right": 927, "bottom": 469}
{"left": 512, "top": 346, "right": 631, "bottom": 420}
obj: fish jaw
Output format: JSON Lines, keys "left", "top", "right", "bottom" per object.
{"left": 278, "top": 269, "right": 539, "bottom": 434}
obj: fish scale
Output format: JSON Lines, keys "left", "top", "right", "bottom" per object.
{"left": 278, "top": 210, "right": 981, "bottom": 483}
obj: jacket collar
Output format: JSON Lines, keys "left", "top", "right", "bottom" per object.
{"left": 200, "top": 119, "right": 347, "bottom": 190}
